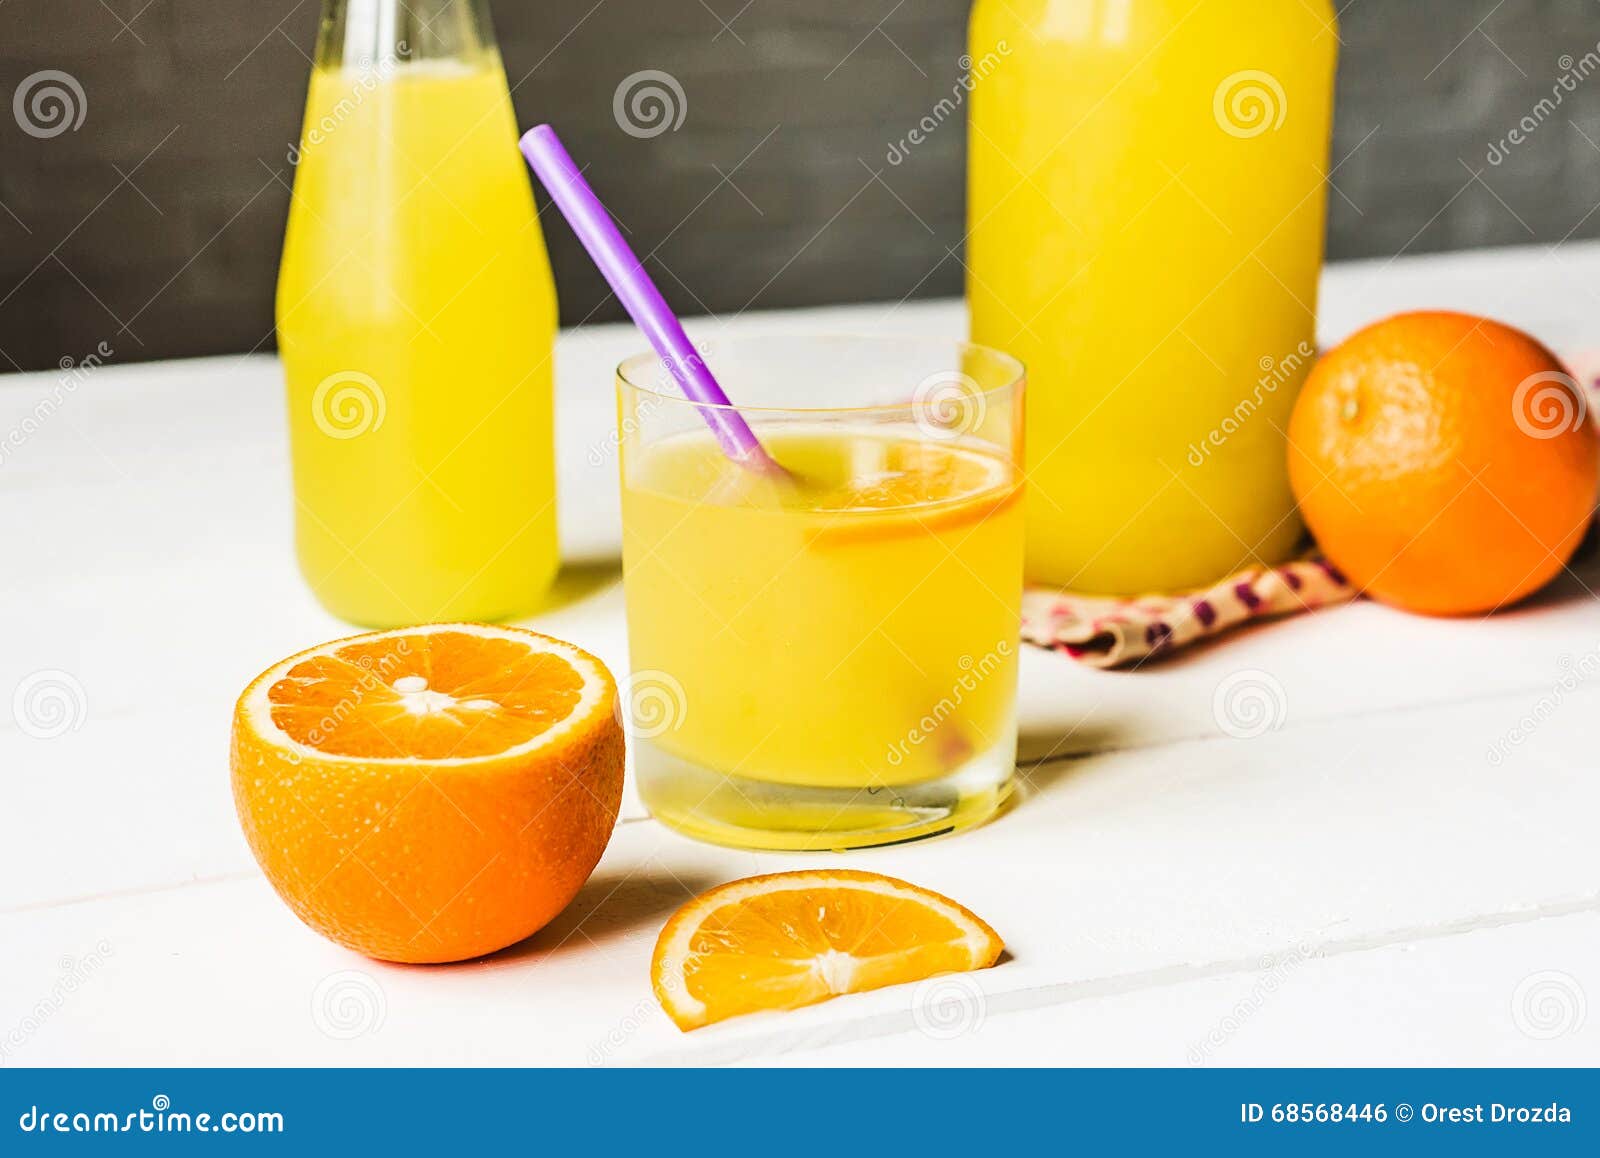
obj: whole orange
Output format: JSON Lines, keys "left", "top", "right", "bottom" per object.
{"left": 1288, "top": 311, "right": 1598, "bottom": 616}
{"left": 231, "top": 624, "right": 624, "bottom": 964}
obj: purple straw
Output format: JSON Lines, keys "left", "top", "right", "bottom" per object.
{"left": 519, "top": 125, "right": 785, "bottom": 476}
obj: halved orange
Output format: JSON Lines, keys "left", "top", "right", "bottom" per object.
{"left": 652, "top": 870, "right": 1004, "bottom": 1030}
{"left": 230, "top": 623, "right": 624, "bottom": 964}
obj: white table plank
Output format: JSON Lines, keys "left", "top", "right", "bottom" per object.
{"left": 737, "top": 913, "right": 1600, "bottom": 1067}
{"left": 3, "top": 682, "right": 1597, "bottom": 1065}
{"left": 3, "top": 241, "right": 1599, "bottom": 1064}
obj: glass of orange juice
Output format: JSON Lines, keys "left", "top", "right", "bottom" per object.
{"left": 617, "top": 336, "right": 1025, "bottom": 851}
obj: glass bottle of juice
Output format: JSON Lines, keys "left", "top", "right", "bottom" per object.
{"left": 968, "top": 0, "right": 1338, "bottom": 594}
{"left": 277, "top": 0, "right": 559, "bottom": 626}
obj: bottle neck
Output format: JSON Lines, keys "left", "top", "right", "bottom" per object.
{"left": 315, "top": 0, "right": 497, "bottom": 69}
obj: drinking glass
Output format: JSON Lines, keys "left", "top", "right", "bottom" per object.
{"left": 616, "top": 335, "right": 1025, "bottom": 851}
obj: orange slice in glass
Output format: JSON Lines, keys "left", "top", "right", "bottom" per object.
{"left": 651, "top": 870, "right": 1004, "bottom": 1030}
{"left": 804, "top": 442, "right": 1022, "bottom": 547}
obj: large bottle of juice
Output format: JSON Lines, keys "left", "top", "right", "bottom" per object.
{"left": 968, "top": 0, "right": 1338, "bottom": 593}
{"left": 277, "top": 0, "right": 559, "bottom": 626}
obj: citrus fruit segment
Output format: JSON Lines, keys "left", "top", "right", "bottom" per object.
{"left": 805, "top": 442, "right": 1022, "bottom": 547}
{"left": 231, "top": 623, "right": 624, "bottom": 964}
{"left": 256, "top": 628, "right": 592, "bottom": 760}
{"left": 651, "top": 870, "right": 1004, "bottom": 1030}
{"left": 807, "top": 440, "right": 1015, "bottom": 511}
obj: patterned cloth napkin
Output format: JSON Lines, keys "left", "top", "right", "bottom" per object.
{"left": 1020, "top": 353, "right": 1600, "bottom": 670}
{"left": 1021, "top": 556, "right": 1356, "bottom": 669}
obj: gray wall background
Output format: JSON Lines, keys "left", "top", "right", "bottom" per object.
{"left": 2, "top": 0, "right": 1599, "bottom": 371}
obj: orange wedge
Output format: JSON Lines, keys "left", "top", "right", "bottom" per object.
{"left": 805, "top": 442, "right": 1022, "bottom": 547}
{"left": 651, "top": 870, "right": 1004, "bottom": 1030}
{"left": 230, "top": 623, "right": 623, "bottom": 964}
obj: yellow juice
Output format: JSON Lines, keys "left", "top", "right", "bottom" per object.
{"left": 968, "top": 0, "right": 1337, "bottom": 593}
{"left": 621, "top": 428, "right": 1024, "bottom": 845}
{"left": 276, "top": 53, "right": 559, "bottom": 626}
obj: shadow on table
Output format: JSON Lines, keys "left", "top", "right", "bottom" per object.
{"left": 490, "top": 864, "right": 722, "bottom": 963}
{"left": 1014, "top": 716, "right": 1143, "bottom": 801}
{"left": 1141, "top": 519, "right": 1599, "bottom": 647}
{"left": 515, "top": 560, "right": 624, "bottom": 618}
{"left": 1016, "top": 715, "right": 1140, "bottom": 766}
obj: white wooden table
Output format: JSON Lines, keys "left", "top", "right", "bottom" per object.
{"left": 3, "top": 242, "right": 1599, "bottom": 1067}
